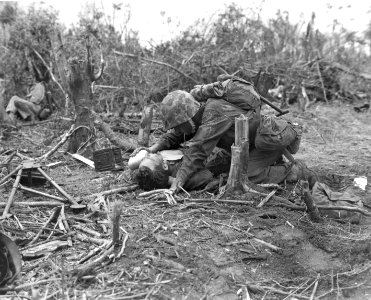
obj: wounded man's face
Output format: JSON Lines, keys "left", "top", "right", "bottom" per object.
{"left": 138, "top": 153, "right": 167, "bottom": 172}
{"left": 136, "top": 153, "right": 170, "bottom": 190}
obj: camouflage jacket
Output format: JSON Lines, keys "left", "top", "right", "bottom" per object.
{"left": 155, "top": 98, "right": 261, "bottom": 187}
{"left": 28, "top": 82, "right": 45, "bottom": 105}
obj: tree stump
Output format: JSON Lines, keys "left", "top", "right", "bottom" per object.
{"left": 66, "top": 57, "right": 96, "bottom": 153}
{"left": 0, "top": 88, "right": 10, "bottom": 124}
{"left": 50, "top": 31, "right": 105, "bottom": 154}
{"left": 225, "top": 114, "right": 249, "bottom": 193}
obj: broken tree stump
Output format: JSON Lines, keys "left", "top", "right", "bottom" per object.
{"left": 0, "top": 83, "right": 12, "bottom": 124}
{"left": 138, "top": 105, "right": 153, "bottom": 147}
{"left": 51, "top": 31, "right": 105, "bottom": 154}
{"left": 225, "top": 114, "right": 249, "bottom": 193}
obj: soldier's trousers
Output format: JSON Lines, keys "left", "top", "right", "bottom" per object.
{"left": 6, "top": 96, "right": 41, "bottom": 120}
{"left": 205, "top": 147, "right": 292, "bottom": 184}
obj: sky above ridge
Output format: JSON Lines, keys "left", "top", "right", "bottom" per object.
{"left": 18, "top": 0, "right": 371, "bottom": 45}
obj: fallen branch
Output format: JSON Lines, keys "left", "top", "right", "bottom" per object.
{"left": 21, "top": 231, "right": 75, "bottom": 251}
{"left": 137, "top": 189, "right": 176, "bottom": 205}
{"left": 184, "top": 198, "right": 254, "bottom": 205}
{"left": 117, "top": 226, "right": 129, "bottom": 258}
{"left": 257, "top": 190, "right": 276, "bottom": 208}
{"left": 211, "top": 220, "right": 281, "bottom": 252}
{"left": 94, "top": 84, "right": 125, "bottom": 89}
{"left": 73, "top": 244, "right": 114, "bottom": 275}
{"left": 0, "top": 150, "right": 16, "bottom": 165}
{"left": 75, "top": 233, "right": 108, "bottom": 245}
{"left": 38, "top": 124, "right": 75, "bottom": 161}
{"left": 88, "top": 185, "right": 139, "bottom": 199}
{"left": 0, "top": 201, "right": 64, "bottom": 208}
{"left": 309, "top": 274, "right": 320, "bottom": 300}
{"left": 93, "top": 112, "right": 137, "bottom": 151}
{"left": 246, "top": 283, "right": 309, "bottom": 299}
{"left": 77, "top": 241, "right": 110, "bottom": 264}
{"left": 60, "top": 205, "right": 73, "bottom": 246}
{"left": 138, "top": 189, "right": 170, "bottom": 198}
{"left": 72, "top": 224, "right": 102, "bottom": 237}
{"left": 29, "top": 207, "right": 61, "bottom": 245}
{"left": 0, "top": 279, "right": 61, "bottom": 293}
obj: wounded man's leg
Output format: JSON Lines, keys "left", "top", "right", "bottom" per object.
{"left": 183, "top": 169, "right": 214, "bottom": 191}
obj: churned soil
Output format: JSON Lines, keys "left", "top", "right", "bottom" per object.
{"left": 0, "top": 101, "right": 370, "bottom": 299}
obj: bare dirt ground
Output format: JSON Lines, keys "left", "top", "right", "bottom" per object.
{"left": 0, "top": 101, "right": 370, "bottom": 300}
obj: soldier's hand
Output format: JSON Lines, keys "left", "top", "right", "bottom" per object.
{"left": 130, "top": 147, "right": 150, "bottom": 158}
{"left": 169, "top": 179, "right": 181, "bottom": 195}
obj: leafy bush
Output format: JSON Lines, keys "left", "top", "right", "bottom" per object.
{"left": 0, "top": 2, "right": 370, "bottom": 114}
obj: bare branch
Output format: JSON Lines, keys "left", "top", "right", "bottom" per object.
{"left": 93, "top": 42, "right": 105, "bottom": 81}
{"left": 113, "top": 50, "right": 198, "bottom": 84}
{"left": 31, "top": 47, "right": 69, "bottom": 101}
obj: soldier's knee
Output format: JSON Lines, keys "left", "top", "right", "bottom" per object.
{"left": 12, "top": 97, "right": 24, "bottom": 108}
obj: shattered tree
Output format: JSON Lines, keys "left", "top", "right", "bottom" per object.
{"left": 50, "top": 31, "right": 105, "bottom": 153}
{"left": 0, "top": 79, "right": 11, "bottom": 124}
{"left": 0, "top": 89, "right": 9, "bottom": 123}
{"left": 225, "top": 114, "right": 250, "bottom": 194}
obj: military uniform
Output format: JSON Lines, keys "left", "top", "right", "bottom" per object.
{"left": 138, "top": 73, "right": 316, "bottom": 193}
{"left": 6, "top": 82, "right": 45, "bottom": 121}
{"left": 152, "top": 78, "right": 299, "bottom": 190}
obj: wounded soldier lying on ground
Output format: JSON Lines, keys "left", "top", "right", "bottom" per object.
{"left": 129, "top": 149, "right": 215, "bottom": 191}
{"left": 130, "top": 145, "right": 317, "bottom": 193}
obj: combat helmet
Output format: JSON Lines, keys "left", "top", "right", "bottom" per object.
{"left": 160, "top": 90, "right": 200, "bottom": 131}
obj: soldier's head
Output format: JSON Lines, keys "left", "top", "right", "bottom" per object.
{"left": 135, "top": 153, "right": 170, "bottom": 190}
{"left": 160, "top": 90, "right": 200, "bottom": 134}
{"left": 24, "top": 73, "right": 34, "bottom": 86}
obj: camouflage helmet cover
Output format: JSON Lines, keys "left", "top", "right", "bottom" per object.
{"left": 160, "top": 90, "right": 200, "bottom": 131}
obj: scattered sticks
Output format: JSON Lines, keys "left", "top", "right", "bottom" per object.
{"left": 257, "top": 190, "right": 277, "bottom": 208}
{"left": 30, "top": 207, "right": 61, "bottom": 245}
{"left": 211, "top": 220, "right": 281, "bottom": 252}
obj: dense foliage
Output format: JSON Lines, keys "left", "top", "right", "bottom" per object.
{"left": 0, "top": 2, "right": 370, "bottom": 114}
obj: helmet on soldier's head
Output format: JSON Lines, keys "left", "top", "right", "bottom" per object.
{"left": 160, "top": 90, "right": 200, "bottom": 131}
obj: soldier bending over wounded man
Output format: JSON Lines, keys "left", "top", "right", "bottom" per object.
{"left": 132, "top": 76, "right": 317, "bottom": 194}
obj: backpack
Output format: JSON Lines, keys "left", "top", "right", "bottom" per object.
{"left": 190, "top": 75, "right": 261, "bottom": 112}
{"left": 222, "top": 77, "right": 261, "bottom": 111}
{"left": 255, "top": 115, "right": 302, "bottom": 153}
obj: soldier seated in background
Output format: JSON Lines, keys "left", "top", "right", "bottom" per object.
{"left": 6, "top": 73, "right": 46, "bottom": 122}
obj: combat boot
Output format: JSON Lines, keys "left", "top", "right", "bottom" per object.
{"left": 286, "top": 159, "right": 318, "bottom": 189}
